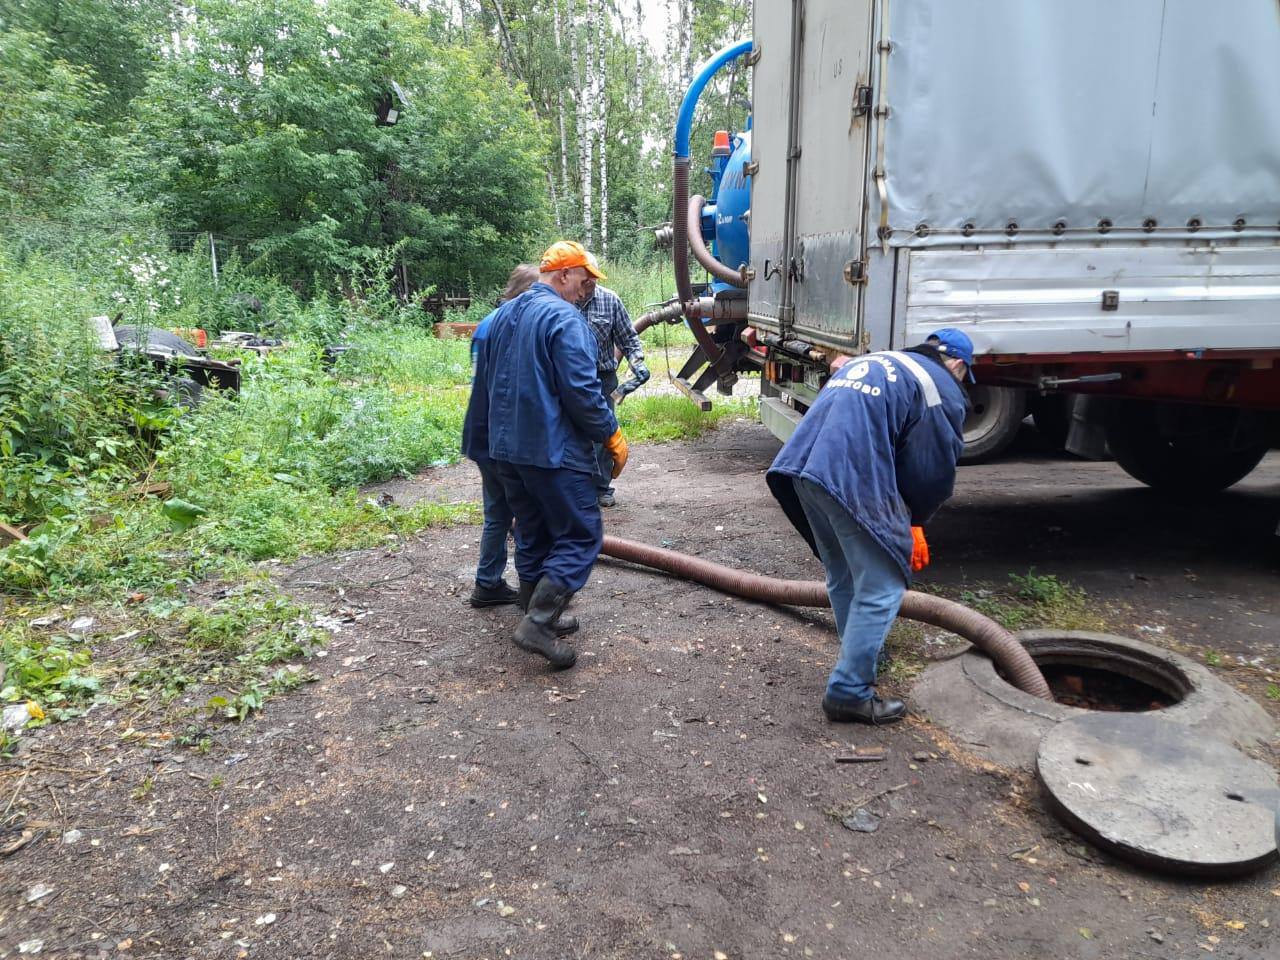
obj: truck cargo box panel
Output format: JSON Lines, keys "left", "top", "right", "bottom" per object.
{"left": 878, "top": 0, "right": 1280, "bottom": 246}
{"left": 904, "top": 245, "right": 1280, "bottom": 357}
{"left": 746, "top": 0, "right": 792, "bottom": 323}
{"left": 788, "top": 0, "right": 874, "bottom": 348}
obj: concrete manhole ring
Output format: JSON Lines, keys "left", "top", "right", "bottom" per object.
{"left": 911, "top": 630, "right": 1277, "bottom": 770}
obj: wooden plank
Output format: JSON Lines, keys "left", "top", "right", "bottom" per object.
{"left": 0, "top": 521, "right": 28, "bottom": 545}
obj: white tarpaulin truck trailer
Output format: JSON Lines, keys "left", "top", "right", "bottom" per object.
{"left": 728, "top": 0, "right": 1280, "bottom": 489}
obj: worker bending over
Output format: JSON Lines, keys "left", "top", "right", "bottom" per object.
{"left": 462, "top": 241, "right": 629, "bottom": 669}
{"left": 767, "top": 329, "right": 973, "bottom": 725}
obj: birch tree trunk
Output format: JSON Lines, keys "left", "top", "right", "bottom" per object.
{"left": 629, "top": 0, "right": 643, "bottom": 114}
{"left": 569, "top": 0, "right": 593, "bottom": 246}
{"left": 665, "top": 0, "right": 678, "bottom": 114}
{"left": 594, "top": 0, "right": 608, "bottom": 259}
{"left": 552, "top": 0, "right": 570, "bottom": 220}
{"left": 546, "top": 169, "right": 561, "bottom": 230}
{"left": 486, "top": 0, "right": 520, "bottom": 78}
{"left": 679, "top": 0, "right": 694, "bottom": 86}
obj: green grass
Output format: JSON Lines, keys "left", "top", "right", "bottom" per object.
{"left": 600, "top": 258, "right": 675, "bottom": 315}
{"left": 0, "top": 578, "right": 346, "bottom": 751}
{"left": 340, "top": 325, "right": 474, "bottom": 389}
{"left": 0, "top": 621, "right": 99, "bottom": 723}
{"left": 617, "top": 393, "right": 756, "bottom": 443}
{"left": 880, "top": 621, "right": 928, "bottom": 686}
{"left": 596, "top": 258, "right": 698, "bottom": 349}
{"left": 0, "top": 240, "right": 756, "bottom": 747}
{"left": 640, "top": 320, "right": 698, "bottom": 353}
{"left": 953, "top": 569, "right": 1106, "bottom": 633}
{"left": 0, "top": 242, "right": 487, "bottom": 744}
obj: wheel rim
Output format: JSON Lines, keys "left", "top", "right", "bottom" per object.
{"left": 963, "top": 385, "right": 1014, "bottom": 445}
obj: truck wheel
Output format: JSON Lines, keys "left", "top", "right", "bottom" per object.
{"left": 960, "top": 386, "right": 1026, "bottom": 464}
{"left": 1104, "top": 402, "right": 1269, "bottom": 494}
{"left": 1026, "top": 393, "right": 1071, "bottom": 451}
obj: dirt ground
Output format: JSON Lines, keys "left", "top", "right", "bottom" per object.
{"left": 3, "top": 419, "right": 1279, "bottom": 959}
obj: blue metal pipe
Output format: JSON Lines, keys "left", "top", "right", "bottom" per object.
{"left": 673, "top": 39, "right": 754, "bottom": 159}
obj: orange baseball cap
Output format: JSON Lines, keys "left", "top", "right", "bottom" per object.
{"left": 540, "top": 240, "right": 607, "bottom": 279}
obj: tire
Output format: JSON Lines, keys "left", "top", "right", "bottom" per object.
{"left": 1027, "top": 393, "right": 1072, "bottom": 451}
{"left": 959, "top": 386, "right": 1026, "bottom": 464}
{"left": 1104, "top": 402, "right": 1269, "bottom": 494}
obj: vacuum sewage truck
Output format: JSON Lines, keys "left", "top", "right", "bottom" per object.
{"left": 662, "top": 0, "right": 1280, "bottom": 490}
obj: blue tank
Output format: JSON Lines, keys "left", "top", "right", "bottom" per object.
{"left": 700, "top": 130, "right": 751, "bottom": 297}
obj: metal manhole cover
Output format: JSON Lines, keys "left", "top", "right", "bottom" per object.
{"left": 1037, "top": 712, "right": 1279, "bottom": 878}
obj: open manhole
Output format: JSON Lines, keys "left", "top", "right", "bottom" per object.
{"left": 1038, "top": 665, "right": 1174, "bottom": 711}
{"left": 994, "top": 635, "right": 1188, "bottom": 712}
{"left": 912, "top": 631, "right": 1280, "bottom": 877}
{"left": 911, "top": 630, "right": 1276, "bottom": 770}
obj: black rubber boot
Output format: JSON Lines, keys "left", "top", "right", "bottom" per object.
{"left": 469, "top": 579, "right": 519, "bottom": 608}
{"left": 513, "top": 577, "right": 578, "bottom": 669}
{"left": 517, "top": 580, "right": 578, "bottom": 637}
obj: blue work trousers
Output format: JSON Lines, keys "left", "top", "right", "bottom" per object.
{"left": 795, "top": 478, "right": 907, "bottom": 701}
{"left": 592, "top": 369, "right": 619, "bottom": 496}
{"left": 491, "top": 461, "right": 603, "bottom": 592}
{"left": 474, "top": 459, "right": 514, "bottom": 587}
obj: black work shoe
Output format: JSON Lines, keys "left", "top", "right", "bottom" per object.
{"left": 514, "top": 577, "right": 577, "bottom": 669}
{"left": 517, "top": 580, "right": 578, "bottom": 636}
{"left": 469, "top": 579, "right": 519, "bottom": 608}
{"left": 822, "top": 693, "right": 908, "bottom": 726}
{"left": 598, "top": 492, "right": 616, "bottom": 508}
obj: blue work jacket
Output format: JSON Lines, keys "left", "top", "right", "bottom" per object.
{"left": 767, "top": 350, "right": 967, "bottom": 581}
{"left": 462, "top": 283, "right": 617, "bottom": 474}
{"left": 470, "top": 308, "right": 497, "bottom": 364}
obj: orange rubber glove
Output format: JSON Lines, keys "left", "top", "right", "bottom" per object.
{"left": 910, "top": 526, "right": 930, "bottom": 572}
{"left": 604, "top": 428, "right": 629, "bottom": 478}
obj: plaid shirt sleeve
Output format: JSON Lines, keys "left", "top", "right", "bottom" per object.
{"left": 604, "top": 289, "right": 643, "bottom": 366}
{"left": 584, "top": 288, "right": 643, "bottom": 370}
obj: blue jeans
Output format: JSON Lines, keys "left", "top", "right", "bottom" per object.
{"left": 592, "top": 369, "right": 619, "bottom": 496}
{"left": 475, "top": 459, "right": 514, "bottom": 587}
{"left": 491, "top": 461, "right": 603, "bottom": 592}
{"left": 794, "top": 478, "right": 907, "bottom": 701}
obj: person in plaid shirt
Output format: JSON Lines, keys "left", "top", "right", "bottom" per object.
{"left": 578, "top": 268, "right": 649, "bottom": 506}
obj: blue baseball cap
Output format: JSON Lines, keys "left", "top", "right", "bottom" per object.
{"left": 927, "top": 327, "right": 977, "bottom": 382}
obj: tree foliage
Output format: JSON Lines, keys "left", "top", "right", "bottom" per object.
{"left": 127, "top": 0, "right": 548, "bottom": 290}
{"left": 0, "top": 0, "right": 170, "bottom": 123}
{"left": 0, "top": 26, "right": 104, "bottom": 212}
{"left": 0, "top": 0, "right": 751, "bottom": 291}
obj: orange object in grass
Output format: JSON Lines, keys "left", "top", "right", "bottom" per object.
{"left": 172, "top": 327, "right": 208, "bottom": 348}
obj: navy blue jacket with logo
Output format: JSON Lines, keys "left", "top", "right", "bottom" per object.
{"left": 766, "top": 350, "right": 967, "bottom": 582}
{"left": 462, "top": 282, "right": 617, "bottom": 474}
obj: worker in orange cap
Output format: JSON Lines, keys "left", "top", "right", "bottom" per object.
{"left": 462, "top": 240, "right": 630, "bottom": 669}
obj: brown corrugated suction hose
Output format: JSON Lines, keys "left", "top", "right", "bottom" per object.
{"left": 672, "top": 157, "right": 725, "bottom": 368}
{"left": 600, "top": 534, "right": 1053, "bottom": 701}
